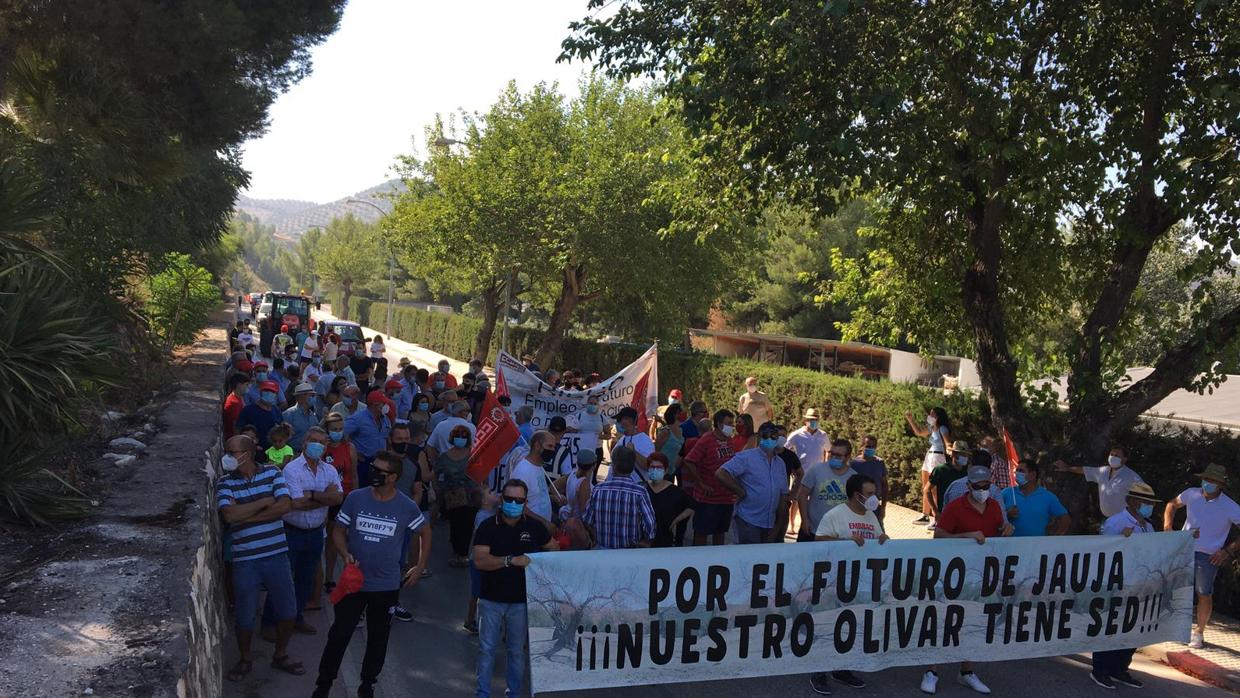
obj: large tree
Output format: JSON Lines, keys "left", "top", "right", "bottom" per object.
{"left": 565, "top": 1, "right": 1240, "bottom": 459}
{"left": 316, "top": 215, "right": 383, "bottom": 321}
{"left": 392, "top": 79, "right": 749, "bottom": 367}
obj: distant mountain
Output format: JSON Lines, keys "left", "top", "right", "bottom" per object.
{"left": 235, "top": 179, "right": 405, "bottom": 238}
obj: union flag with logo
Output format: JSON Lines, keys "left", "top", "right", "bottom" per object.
{"left": 468, "top": 389, "right": 520, "bottom": 483}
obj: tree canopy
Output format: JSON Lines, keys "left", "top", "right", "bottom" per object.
{"left": 565, "top": 0, "right": 1240, "bottom": 456}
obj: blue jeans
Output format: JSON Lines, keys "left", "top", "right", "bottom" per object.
{"left": 233, "top": 553, "right": 296, "bottom": 631}
{"left": 262, "top": 526, "right": 324, "bottom": 627}
{"left": 1196, "top": 551, "right": 1219, "bottom": 595}
{"left": 476, "top": 598, "right": 528, "bottom": 698}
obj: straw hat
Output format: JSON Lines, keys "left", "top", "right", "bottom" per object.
{"left": 803, "top": 408, "right": 822, "bottom": 420}
{"left": 1126, "top": 481, "right": 1160, "bottom": 502}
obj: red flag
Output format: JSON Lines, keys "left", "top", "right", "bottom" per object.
{"left": 468, "top": 389, "right": 520, "bottom": 483}
{"left": 1002, "top": 428, "right": 1020, "bottom": 483}
{"left": 630, "top": 368, "right": 652, "bottom": 433}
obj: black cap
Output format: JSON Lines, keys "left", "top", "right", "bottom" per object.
{"left": 549, "top": 416, "right": 567, "bottom": 432}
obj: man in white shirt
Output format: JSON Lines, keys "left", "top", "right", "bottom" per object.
{"left": 425, "top": 399, "right": 477, "bottom": 463}
{"left": 1092, "top": 481, "right": 1159, "bottom": 689}
{"left": 609, "top": 406, "right": 654, "bottom": 481}
{"left": 786, "top": 408, "right": 830, "bottom": 472}
{"left": 510, "top": 430, "right": 558, "bottom": 521}
{"left": 809, "top": 471, "right": 884, "bottom": 694}
{"left": 1164, "top": 463, "right": 1240, "bottom": 649}
{"left": 275, "top": 428, "right": 342, "bottom": 632}
{"left": 1054, "top": 445, "right": 1145, "bottom": 518}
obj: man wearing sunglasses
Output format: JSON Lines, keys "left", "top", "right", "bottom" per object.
{"left": 313, "top": 450, "right": 431, "bottom": 698}
{"left": 921, "top": 465, "right": 1013, "bottom": 696}
{"left": 473, "top": 479, "right": 558, "bottom": 697}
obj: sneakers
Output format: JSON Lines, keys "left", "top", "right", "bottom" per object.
{"left": 1112, "top": 671, "right": 1144, "bottom": 689}
{"left": 913, "top": 515, "right": 931, "bottom": 525}
{"left": 831, "top": 670, "right": 866, "bottom": 689}
{"left": 1188, "top": 631, "right": 1205, "bottom": 649}
{"left": 1090, "top": 672, "right": 1116, "bottom": 689}
{"left": 809, "top": 673, "right": 832, "bottom": 695}
{"left": 393, "top": 605, "right": 413, "bottom": 622}
{"left": 920, "top": 670, "right": 938, "bottom": 694}
{"left": 957, "top": 671, "right": 991, "bottom": 694}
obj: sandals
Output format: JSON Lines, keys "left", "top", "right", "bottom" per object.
{"left": 226, "top": 659, "right": 253, "bottom": 682}
{"left": 270, "top": 654, "right": 305, "bottom": 675}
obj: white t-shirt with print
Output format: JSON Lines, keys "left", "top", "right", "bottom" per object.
{"left": 816, "top": 504, "right": 883, "bottom": 540}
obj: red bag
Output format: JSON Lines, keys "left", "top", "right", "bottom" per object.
{"left": 330, "top": 563, "right": 364, "bottom": 605}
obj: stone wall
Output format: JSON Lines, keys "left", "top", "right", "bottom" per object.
{"left": 177, "top": 443, "right": 227, "bottom": 698}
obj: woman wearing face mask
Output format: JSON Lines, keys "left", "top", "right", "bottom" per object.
{"left": 904, "top": 406, "right": 952, "bottom": 525}
{"left": 316, "top": 412, "right": 357, "bottom": 596}
{"left": 409, "top": 393, "right": 434, "bottom": 429}
{"left": 645, "top": 453, "right": 695, "bottom": 548}
{"left": 435, "top": 425, "right": 478, "bottom": 567}
{"left": 730, "top": 413, "right": 757, "bottom": 452}
{"left": 653, "top": 403, "right": 686, "bottom": 480}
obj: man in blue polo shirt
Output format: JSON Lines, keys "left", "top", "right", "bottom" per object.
{"left": 346, "top": 390, "right": 392, "bottom": 489}
{"left": 715, "top": 421, "right": 789, "bottom": 544}
{"left": 217, "top": 435, "right": 302, "bottom": 682}
{"left": 238, "top": 380, "right": 285, "bottom": 450}
{"left": 1000, "top": 458, "right": 1071, "bottom": 537}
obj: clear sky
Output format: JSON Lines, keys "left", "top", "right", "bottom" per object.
{"left": 240, "top": 0, "right": 596, "bottom": 203}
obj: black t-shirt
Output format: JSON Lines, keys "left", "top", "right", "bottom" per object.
{"left": 648, "top": 484, "right": 694, "bottom": 548}
{"left": 777, "top": 449, "right": 802, "bottom": 477}
{"left": 474, "top": 514, "right": 552, "bottom": 603}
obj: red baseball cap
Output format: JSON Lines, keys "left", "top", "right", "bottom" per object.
{"left": 260, "top": 380, "right": 280, "bottom": 392}
{"left": 235, "top": 360, "right": 254, "bottom": 373}
{"left": 384, "top": 378, "right": 404, "bottom": 392}
{"left": 669, "top": 388, "right": 683, "bottom": 399}
{"left": 366, "top": 390, "right": 386, "bottom": 405}
{"left": 253, "top": 361, "right": 269, "bottom": 370}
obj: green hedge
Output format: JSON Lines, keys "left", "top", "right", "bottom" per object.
{"left": 329, "top": 294, "right": 989, "bottom": 508}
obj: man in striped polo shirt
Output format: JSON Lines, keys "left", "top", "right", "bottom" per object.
{"left": 218, "top": 434, "right": 303, "bottom": 681}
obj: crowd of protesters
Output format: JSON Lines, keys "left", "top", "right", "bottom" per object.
{"left": 217, "top": 317, "right": 1237, "bottom": 696}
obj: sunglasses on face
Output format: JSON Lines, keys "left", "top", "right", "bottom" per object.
{"left": 969, "top": 482, "right": 991, "bottom": 490}
{"left": 502, "top": 495, "right": 526, "bottom": 505}
{"left": 372, "top": 468, "right": 397, "bottom": 477}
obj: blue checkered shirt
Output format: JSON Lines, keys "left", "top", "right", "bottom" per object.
{"left": 582, "top": 477, "right": 656, "bottom": 550}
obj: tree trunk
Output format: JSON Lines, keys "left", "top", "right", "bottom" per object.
{"left": 473, "top": 280, "right": 503, "bottom": 362}
{"left": 339, "top": 281, "right": 352, "bottom": 321}
{"left": 534, "top": 262, "right": 602, "bottom": 370}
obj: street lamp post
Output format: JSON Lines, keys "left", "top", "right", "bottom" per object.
{"left": 346, "top": 198, "right": 395, "bottom": 336}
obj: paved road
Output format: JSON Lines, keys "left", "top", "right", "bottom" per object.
{"left": 224, "top": 308, "right": 1229, "bottom": 698}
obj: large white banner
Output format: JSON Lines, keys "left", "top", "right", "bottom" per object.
{"left": 495, "top": 346, "right": 658, "bottom": 472}
{"left": 525, "top": 533, "right": 1195, "bottom": 692}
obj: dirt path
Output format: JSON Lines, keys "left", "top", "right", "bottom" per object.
{"left": 0, "top": 309, "right": 230, "bottom": 697}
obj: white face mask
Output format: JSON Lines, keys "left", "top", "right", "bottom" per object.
{"left": 720, "top": 424, "right": 735, "bottom": 437}
{"left": 1107, "top": 455, "right": 1123, "bottom": 468}
{"left": 862, "top": 494, "right": 880, "bottom": 512}
{"left": 221, "top": 454, "right": 239, "bottom": 472}
{"left": 746, "top": 385, "right": 757, "bottom": 394}
{"left": 381, "top": 404, "right": 390, "bottom": 416}
{"left": 971, "top": 488, "right": 990, "bottom": 503}
{"left": 775, "top": 436, "right": 787, "bottom": 449}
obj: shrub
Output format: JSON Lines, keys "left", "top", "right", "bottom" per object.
{"left": 146, "top": 253, "right": 220, "bottom": 350}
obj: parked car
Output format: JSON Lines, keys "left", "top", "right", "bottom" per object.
{"left": 319, "top": 320, "right": 365, "bottom": 356}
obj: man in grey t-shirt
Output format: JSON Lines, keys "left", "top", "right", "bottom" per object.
{"left": 314, "top": 451, "right": 431, "bottom": 698}
{"left": 795, "top": 438, "right": 857, "bottom": 543}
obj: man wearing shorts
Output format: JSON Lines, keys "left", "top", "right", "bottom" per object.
{"left": 682, "top": 410, "right": 738, "bottom": 545}
{"left": 1164, "top": 463, "right": 1240, "bottom": 649}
